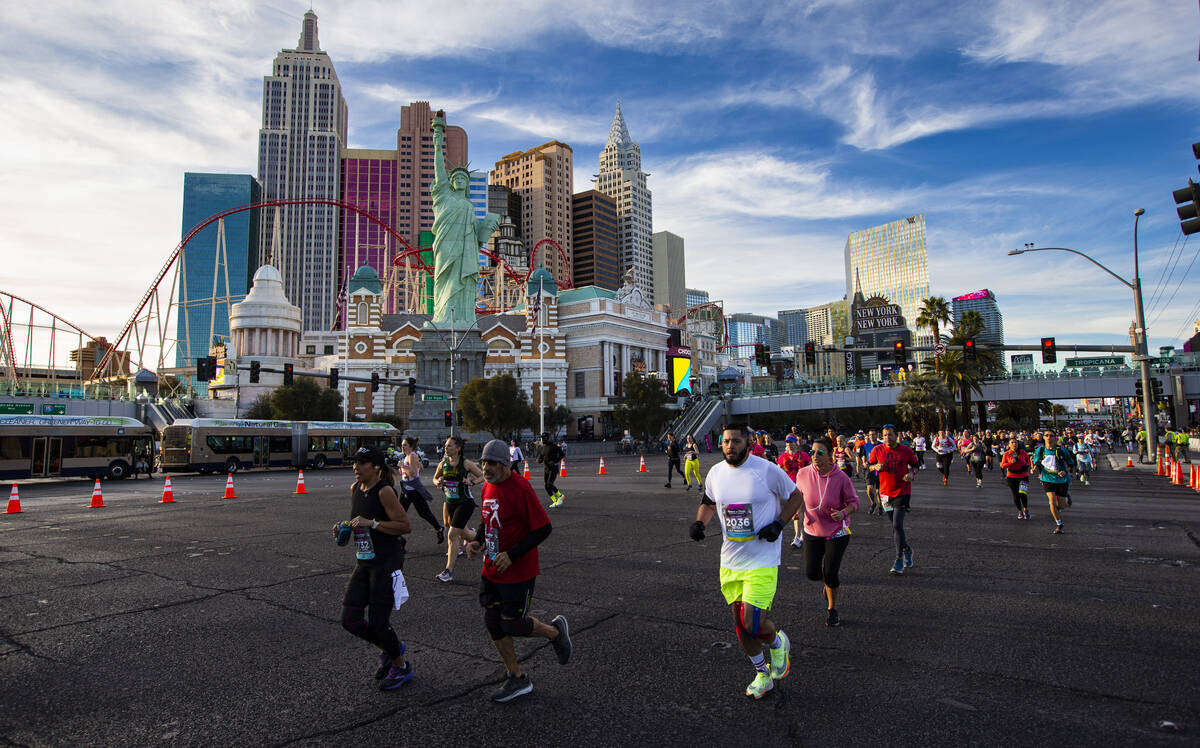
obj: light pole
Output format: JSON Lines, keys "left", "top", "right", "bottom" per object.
{"left": 422, "top": 305, "right": 486, "bottom": 437}
{"left": 1007, "top": 208, "right": 1158, "bottom": 460}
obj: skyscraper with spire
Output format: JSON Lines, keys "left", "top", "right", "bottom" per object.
{"left": 595, "top": 102, "right": 653, "bottom": 299}
{"left": 257, "top": 10, "right": 348, "bottom": 331}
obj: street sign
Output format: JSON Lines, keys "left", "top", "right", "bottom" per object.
{"left": 41, "top": 404, "right": 66, "bottom": 415}
{"left": 934, "top": 342, "right": 947, "bottom": 355}
{"left": 0, "top": 403, "right": 34, "bottom": 415}
{"left": 1065, "top": 356, "right": 1126, "bottom": 367}
{"left": 423, "top": 394, "right": 447, "bottom": 401}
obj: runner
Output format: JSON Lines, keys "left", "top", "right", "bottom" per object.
{"left": 1031, "top": 432, "right": 1075, "bottom": 535}
{"left": 833, "top": 435, "right": 855, "bottom": 479}
{"left": 1000, "top": 437, "right": 1032, "bottom": 520}
{"left": 683, "top": 434, "right": 703, "bottom": 491}
{"left": 1073, "top": 436, "right": 1094, "bottom": 486}
{"left": 961, "top": 432, "right": 987, "bottom": 489}
{"left": 776, "top": 435, "right": 812, "bottom": 548}
{"left": 398, "top": 437, "right": 445, "bottom": 544}
{"left": 466, "top": 439, "right": 572, "bottom": 703}
{"left": 334, "top": 446, "right": 414, "bottom": 691}
{"left": 859, "top": 429, "right": 882, "bottom": 515}
{"left": 538, "top": 432, "right": 566, "bottom": 507}
{"left": 508, "top": 440, "right": 524, "bottom": 473}
{"left": 689, "top": 423, "right": 805, "bottom": 699}
{"left": 796, "top": 436, "right": 858, "bottom": 626}
{"left": 432, "top": 436, "right": 484, "bottom": 583}
{"left": 913, "top": 433, "right": 927, "bottom": 470}
{"left": 868, "top": 425, "right": 919, "bottom": 575}
{"left": 932, "top": 430, "right": 955, "bottom": 486}
{"left": 664, "top": 432, "right": 687, "bottom": 488}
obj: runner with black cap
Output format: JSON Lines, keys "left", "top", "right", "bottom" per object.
{"left": 466, "top": 439, "right": 572, "bottom": 702}
{"left": 333, "top": 446, "right": 414, "bottom": 690}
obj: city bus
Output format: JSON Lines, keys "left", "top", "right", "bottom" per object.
{"left": 159, "top": 418, "right": 398, "bottom": 474}
{"left": 0, "top": 415, "right": 154, "bottom": 481}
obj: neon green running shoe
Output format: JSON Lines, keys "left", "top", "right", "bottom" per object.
{"left": 745, "top": 669, "right": 774, "bottom": 699}
{"left": 769, "top": 631, "right": 790, "bottom": 680}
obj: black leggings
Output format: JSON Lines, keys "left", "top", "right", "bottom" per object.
{"left": 666, "top": 457, "right": 685, "bottom": 484}
{"left": 342, "top": 561, "right": 404, "bottom": 659}
{"left": 936, "top": 452, "right": 953, "bottom": 479}
{"left": 1006, "top": 476, "right": 1028, "bottom": 510}
{"left": 970, "top": 458, "right": 984, "bottom": 480}
{"left": 802, "top": 533, "right": 850, "bottom": 589}
{"left": 400, "top": 478, "right": 441, "bottom": 531}
{"left": 543, "top": 466, "right": 559, "bottom": 497}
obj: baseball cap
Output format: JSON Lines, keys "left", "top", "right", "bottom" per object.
{"left": 480, "top": 439, "right": 510, "bottom": 464}
{"left": 785, "top": 435, "right": 797, "bottom": 443}
{"left": 352, "top": 446, "right": 386, "bottom": 467}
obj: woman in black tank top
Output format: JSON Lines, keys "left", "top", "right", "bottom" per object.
{"left": 336, "top": 446, "right": 414, "bottom": 691}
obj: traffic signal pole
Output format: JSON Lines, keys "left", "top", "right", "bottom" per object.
{"left": 1132, "top": 210, "right": 1158, "bottom": 462}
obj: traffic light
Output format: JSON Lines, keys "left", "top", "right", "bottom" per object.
{"left": 457, "top": 410, "right": 463, "bottom": 427}
{"left": 804, "top": 342, "right": 816, "bottom": 365}
{"left": 1172, "top": 180, "right": 1200, "bottom": 235}
{"left": 1151, "top": 378, "right": 1164, "bottom": 399}
{"left": 1041, "top": 337, "right": 1056, "bottom": 364}
{"left": 754, "top": 343, "right": 770, "bottom": 367}
{"left": 195, "top": 356, "right": 217, "bottom": 382}
{"left": 283, "top": 363, "right": 294, "bottom": 386}
{"left": 1135, "top": 379, "right": 1144, "bottom": 399}
{"left": 408, "top": 377, "right": 417, "bottom": 396}
{"left": 443, "top": 409, "right": 452, "bottom": 427}
{"left": 963, "top": 339, "right": 976, "bottom": 361}
{"left": 370, "top": 373, "right": 380, "bottom": 393}
{"left": 249, "top": 360, "right": 260, "bottom": 383}
{"left": 328, "top": 368, "right": 339, "bottom": 389}
{"left": 893, "top": 340, "right": 907, "bottom": 364}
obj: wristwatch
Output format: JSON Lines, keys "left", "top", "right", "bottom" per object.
{"left": 372, "top": 520, "right": 379, "bottom": 529}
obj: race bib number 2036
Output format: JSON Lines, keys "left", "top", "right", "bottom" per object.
{"left": 723, "top": 504, "right": 755, "bottom": 542}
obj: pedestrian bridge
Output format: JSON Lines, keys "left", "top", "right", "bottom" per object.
{"left": 728, "top": 367, "right": 1200, "bottom": 416}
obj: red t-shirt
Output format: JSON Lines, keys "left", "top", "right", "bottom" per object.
{"left": 868, "top": 443, "right": 919, "bottom": 497}
{"left": 776, "top": 450, "right": 811, "bottom": 481}
{"left": 479, "top": 473, "right": 551, "bottom": 583}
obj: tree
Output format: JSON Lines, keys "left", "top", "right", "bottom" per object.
{"left": 271, "top": 377, "right": 343, "bottom": 421}
{"left": 915, "top": 296, "right": 952, "bottom": 371}
{"left": 1041, "top": 401, "right": 1068, "bottom": 427}
{"left": 992, "top": 400, "right": 1042, "bottom": 430}
{"left": 458, "top": 374, "right": 534, "bottom": 440}
{"left": 896, "top": 372, "right": 954, "bottom": 434}
{"left": 244, "top": 393, "right": 275, "bottom": 419}
{"left": 613, "top": 373, "right": 672, "bottom": 441}
{"left": 546, "top": 404, "right": 572, "bottom": 434}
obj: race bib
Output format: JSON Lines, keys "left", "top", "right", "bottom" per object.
{"left": 485, "top": 527, "right": 499, "bottom": 560}
{"left": 1018, "top": 480, "right": 1028, "bottom": 495}
{"left": 723, "top": 504, "right": 755, "bottom": 542}
{"left": 442, "top": 479, "right": 459, "bottom": 498}
{"left": 1041, "top": 455, "right": 1058, "bottom": 472}
{"left": 828, "top": 525, "right": 849, "bottom": 540}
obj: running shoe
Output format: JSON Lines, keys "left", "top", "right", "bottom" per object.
{"left": 491, "top": 673, "right": 533, "bottom": 703}
{"left": 868, "top": 505, "right": 876, "bottom": 515}
{"left": 550, "top": 615, "right": 572, "bottom": 665}
{"left": 436, "top": 569, "right": 453, "bottom": 583}
{"left": 664, "top": 483, "right": 672, "bottom": 488}
{"left": 435, "top": 526, "right": 446, "bottom": 545}
{"left": 903, "top": 547, "right": 914, "bottom": 568}
{"left": 890, "top": 559, "right": 904, "bottom": 575}
{"left": 1016, "top": 512, "right": 1025, "bottom": 520}
{"left": 375, "top": 650, "right": 392, "bottom": 680}
{"left": 826, "top": 609, "right": 840, "bottom": 627}
{"left": 1065, "top": 496, "right": 1072, "bottom": 508}
{"left": 685, "top": 483, "right": 691, "bottom": 491}
{"left": 790, "top": 536, "right": 804, "bottom": 548}
{"left": 1052, "top": 523, "right": 1064, "bottom": 535}
{"left": 746, "top": 669, "right": 774, "bottom": 699}
{"left": 769, "top": 631, "right": 790, "bottom": 679}
{"left": 976, "top": 480, "right": 983, "bottom": 488}
{"left": 379, "top": 661, "right": 414, "bottom": 691}
{"left": 942, "top": 477, "right": 948, "bottom": 486}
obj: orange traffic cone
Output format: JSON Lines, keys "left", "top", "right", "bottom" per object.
{"left": 559, "top": 459, "right": 568, "bottom": 478}
{"left": 597, "top": 457, "right": 607, "bottom": 475}
{"left": 6, "top": 484, "right": 21, "bottom": 514}
{"left": 522, "top": 461, "right": 530, "bottom": 479}
{"left": 1155, "top": 452, "right": 1165, "bottom": 476}
{"left": 222, "top": 473, "right": 236, "bottom": 499}
{"left": 1174, "top": 461, "right": 1184, "bottom": 485}
{"left": 1125, "top": 455, "right": 1133, "bottom": 468}
{"left": 294, "top": 470, "right": 307, "bottom": 495}
{"left": 89, "top": 479, "right": 105, "bottom": 508}
{"left": 160, "top": 476, "right": 175, "bottom": 504}
{"left": 1193, "top": 465, "right": 1199, "bottom": 493}
{"left": 638, "top": 455, "right": 647, "bottom": 473}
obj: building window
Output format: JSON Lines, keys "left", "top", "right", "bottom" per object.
{"left": 324, "top": 345, "right": 334, "bottom": 355}
{"left": 306, "top": 345, "right": 316, "bottom": 354}
{"left": 575, "top": 371, "right": 586, "bottom": 398}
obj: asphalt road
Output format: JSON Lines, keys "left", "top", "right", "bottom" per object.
{"left": 1, "top": 453, "right": 1198, "bottom": 747}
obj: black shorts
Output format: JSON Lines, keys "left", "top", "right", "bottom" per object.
{"left": 446, "top": 500, "right": 476, "bottom": 529}
{"left": 866, "top": 471, "right": 880, "bottom": 487}
{"left": 1040, "top": 480, "right": 1070, "bottom": 497}
{"left": 479, "top": 576, "right": 536, "bottom": 617}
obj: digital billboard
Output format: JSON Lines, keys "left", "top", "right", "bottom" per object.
{"left": 669, "top": 356, "right": 692, "bottom": 396}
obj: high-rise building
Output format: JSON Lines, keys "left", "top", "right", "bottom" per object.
{"left": 487, "top": 184, "right": 522, "bottom": 231}
{"left": 491, "top": 141, "right": 574, "bottom": 285}
{"left": 799, "top": 300, "right": 850, "bottom": 381}
{"left": 844, "top": 215, "right": 931, "bottom": 350}
{"left": 176, "top": 173, "right": 262, "bottom": 366}
{"left": 778, "top": 308, "right": 808, "bottom": 348}
{"left": 572, "top": 190, "right": 620, "bottom": 290}
{"left": 596, "top": 102, "right": 653, "bottom": 299}
{"left": 685, "top": 288, "right": 710, "bottom": 309}
{"left": 651, "top": 231, "right": 686, "bottom": 315}
{"left": 951, "top": 289, "right": 1005, "bottom": 347}
{"left": 726, "top": 313, "right": 783, "bottom": 352}
{"left": 393, "top": 101, "right": 468, "bottom": 249}
{"left": 338, "top": 150, "right": 396, "bottom": 304}
{"left": 257, "top": 11, "right": 348, "bottom": 332}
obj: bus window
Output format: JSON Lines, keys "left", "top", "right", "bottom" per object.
{"left": 0, "top": 436, "right": 26, "bottom": 459}
{"left": 269, "top": 436, "right": 291, "bottom": 453}
{"left": 76, "top": 436, "right": 131, "bottom": 458}
{"left": 308, "top": 436, "right": 323, "bottom": 452}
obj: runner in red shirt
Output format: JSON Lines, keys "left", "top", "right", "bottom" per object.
{"left": 868, "top": 425, "right": 920, "bottom": 576}
{"left": 777, "top": 436, "right": 812, "bottom": 549}
{"left": 466, "top": 439, "right": 572, "bottom": 703}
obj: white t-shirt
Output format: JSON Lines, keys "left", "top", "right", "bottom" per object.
{"left": 913, "top": 436, "right": 927, "bottom": 451}
{"left": 703, "top": 454, "right": 797, "bottom": 571}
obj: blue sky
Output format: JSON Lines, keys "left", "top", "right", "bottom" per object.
{"left": 2, "top": 0, "right": 1199, "bottom": 359}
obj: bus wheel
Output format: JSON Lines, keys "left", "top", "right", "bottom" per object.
{"left": 314, "top": 454, "right": 327, "bottom": 469}
{"left": 106, "top": 461, "right": 130, "bottom": 480}
{"left": 225, "top": 458, "right": 240, "bottom": 474}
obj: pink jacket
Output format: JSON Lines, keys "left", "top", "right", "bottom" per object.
{"left": 796, "top": 464, "right": 860, "bottom": 538}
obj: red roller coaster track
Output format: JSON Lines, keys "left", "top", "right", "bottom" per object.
{"left": 0, "top": 289, "right": 99, "bottom": 381}
{"left": 92, "top": 198, "right": 572, "bottom": 380}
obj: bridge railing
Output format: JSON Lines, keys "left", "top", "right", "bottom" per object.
{"left": 0, "top": 379, "right": 130, "bottom": 401}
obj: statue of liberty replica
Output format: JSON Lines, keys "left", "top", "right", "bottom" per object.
{"left": 430, "top": 110, "right": 500, "bottom": 328}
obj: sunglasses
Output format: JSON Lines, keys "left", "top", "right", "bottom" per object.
{"left": 813, "top": 449, "right": 829, "bottom": 456}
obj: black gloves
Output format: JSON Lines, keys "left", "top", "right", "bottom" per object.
{"left": 756, "top": 519, "right": 785, "bottom": 542}
{"left": 689, "top": 521, "right": 706, "bottom": 541}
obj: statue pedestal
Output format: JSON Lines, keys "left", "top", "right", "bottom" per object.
{"left": 407, "top": 328, "right": 493, "bottom": 449}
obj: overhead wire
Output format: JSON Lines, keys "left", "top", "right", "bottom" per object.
{"left": 1150, "top": 235, "right": 1196, "bottom": 328}
{"left": 1147, "top": 231, "right": 1186, "bottom": 316}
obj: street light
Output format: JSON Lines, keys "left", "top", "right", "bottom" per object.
{"left": 421, "top": 305, "right": 487, "bottom": 437}
{"left": 1006, "top": 209, "right": 1158, "bottom": 460}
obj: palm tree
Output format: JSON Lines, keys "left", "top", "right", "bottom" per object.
{"left": 896, "top": 372, "right": 954, "bottom": 435}
{"left": 915, "top": 296, "right": 952, "bottom": 371}
{"left": 925, "top": 350, "right": 985, "bottom": 428}
{"left": 1040, "top": 401, "right": 1067, "bottom": 428}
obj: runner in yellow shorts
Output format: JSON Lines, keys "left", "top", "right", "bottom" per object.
{"left": 690, "top": 424, "right": 806, "bottom": 700}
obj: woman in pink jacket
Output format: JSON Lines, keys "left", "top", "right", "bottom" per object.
{"left": 795, "top": 436, "right": 860, "bottom": 627}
